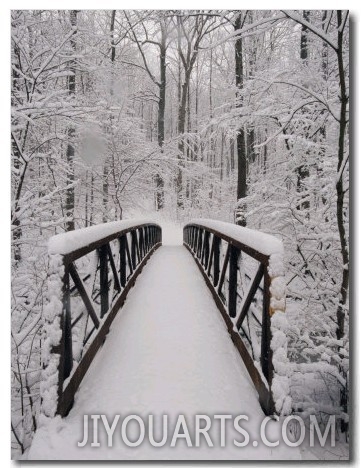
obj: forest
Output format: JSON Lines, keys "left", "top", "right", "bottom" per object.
{"left": 11, "top": 10, "right": 349, "bottom": 457}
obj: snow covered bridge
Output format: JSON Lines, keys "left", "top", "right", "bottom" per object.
{"left": 28, "top": 220, "right": 296, "bottom": 460}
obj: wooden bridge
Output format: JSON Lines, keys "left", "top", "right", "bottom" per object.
{"left": 30, "top": 219, "right": 293, "bottom": 460}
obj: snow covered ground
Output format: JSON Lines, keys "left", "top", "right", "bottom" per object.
{"left": 28, "top": 225, "right": 301, "bottom": 460}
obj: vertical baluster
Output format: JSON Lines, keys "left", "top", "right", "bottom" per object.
{"left": 261, "top": 267, "right": 273, "bottom": 385}
{"left": 125, "top": 234, "right": 133, "bottom": 276}
{"left": 197, "top": 229, "right": 203, "bottom": 258}
{"left": 144, "top": 227, "right": 149, "bottom": 252}
{"left": 201, "top": 230, "right": 206, "bottom": 265}
{"left": 135, "top": 230, "right": 141, "bottom": 262}
{"left": 203, "top": 231, "right": 210, "bottom": 269}
{"left": 213, "top": 236, "right": 221, "bottom": 286}
{"left": 119, "top": 235, "right": 126, "bottom": 287}
{"left": 192, "top": 228, "right": 197, "bottom": 253}
{"left": 207, "top": 234, "right": 215, "bottom": 276}
{"left": 138, "top": 228, "right": 144, "bottom": 259}
{"left": 131, "top": 231, "right": 137, "bottom": 269}
{"left": 63, "top": 266, "right": 73, "bottom": 379}
{"left": 99, "top": 244, "right": 109, "bottom": 318}
{"left": 197, "top": 229, "right": 201, "bottom": 257}
{"left": 228, "top": 245, "right": 239, "bottom": 318}
{"left": 156, "top": 226, "right": 160, "bottom": 244}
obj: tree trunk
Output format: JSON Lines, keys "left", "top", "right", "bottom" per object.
{"left": 300, "top": 10, "right": 310, "bottom": 61}
{"left": 65, "top": 10, "right": 78, "bottom": 232}
{"left": 296, "top": 10, "right": 310, "bottom": 211}
{"left": 234, "top": 13, "right": 247, "bottom": 226}
{"left": 11, "top": 44, "right": 22, "bottom": 263}
{"left": 155, "top": 20, "right": 166, "bottom": 210}
{"left": 103, "top": 10, "right": 116, "bottom": 223}
{"left": 336, "top": 10, "right": 349, "bottom": 433}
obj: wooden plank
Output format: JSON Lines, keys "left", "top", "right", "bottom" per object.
{"left": 236, "top": 264, "right": 264, "bottom": 330}
{"left": 69, "top": 263, "right": 100, "bottom": 328}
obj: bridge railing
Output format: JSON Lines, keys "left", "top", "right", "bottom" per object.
{"left": 42, "top": 220, "right": 161, "bottom": 417}
{"left": 183, "top": 219, "right": 289, "bottom": 415}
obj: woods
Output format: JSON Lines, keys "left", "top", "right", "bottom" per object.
{"left": 11, "top": 10, "right": 349, "bottom": 457}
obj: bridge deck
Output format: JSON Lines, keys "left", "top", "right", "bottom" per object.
{"left": 29, "top": 238, "right": 299, "bottom": 460}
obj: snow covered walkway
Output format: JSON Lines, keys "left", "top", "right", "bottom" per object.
{"left": 28, "top": 232, "right": 300, "bottom": 460}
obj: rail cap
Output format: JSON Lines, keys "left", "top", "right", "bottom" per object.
{"left": 186, "top": 219, "right": 283, "bottom": 257}
{"left": 49, "top": 219, "right": 161, "bottom": 256}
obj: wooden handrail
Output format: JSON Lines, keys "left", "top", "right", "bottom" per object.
{"left": 42, "top": 221, "right": 162, "bottom": 417}
{"left": 183, "top": 220, "right": 287, "bottom": 415}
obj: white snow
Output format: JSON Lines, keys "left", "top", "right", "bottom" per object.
{"left": 40, "top": 253, "right": 64, "bottom": 419}
{"left": 48, "top": 219, "right": 160, "bottom": 255}
{"left": 189, "top": 219, "right": 283, "bottom": 256}
{"left": 159, "top": 221, "right": 183, "bottom": 246}
{"left": 28, "top": 243, "right": 300, "bottom": 460}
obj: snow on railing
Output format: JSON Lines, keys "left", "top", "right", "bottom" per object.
{"left": 42, "top": 221, "right": 162, "bottom": 418}
{"left": 183, "top": 219, "right": 291, "bottom": 416}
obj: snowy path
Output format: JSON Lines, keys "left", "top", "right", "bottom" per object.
{"left": 28, "top": 237, "right": 300, "bottom": 460}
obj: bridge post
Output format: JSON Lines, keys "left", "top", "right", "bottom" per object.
{"left": 261, "top": 268, "right": 273, "bottom": 386}
{"left": 197, "top": 229, "right": 203, "bottom": 259}
{"left": 119, "top": 235, "right": 127, "bottom": 287}
{"left": 139, "top": 228, "right": 144, "bottom": 259}
{"left": 193, "top": 227, "right": 198, "bottom": 253}
{"left": 99, "top": 245, "right": 109, "bottom": 318}
{"left": 62, "top": 266, "right": 73, "bottom": 381}
{"left": 213, "top": 236, "right": 220, "bottom": 287}
{"left": 202, "top": 231, "right": 210, "bottom": 268}
{"left": 131, "top": 231, "right": 137, "bottom": 269}
{"left": 228, "top": 245, "right": 239, "bottom": 318}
